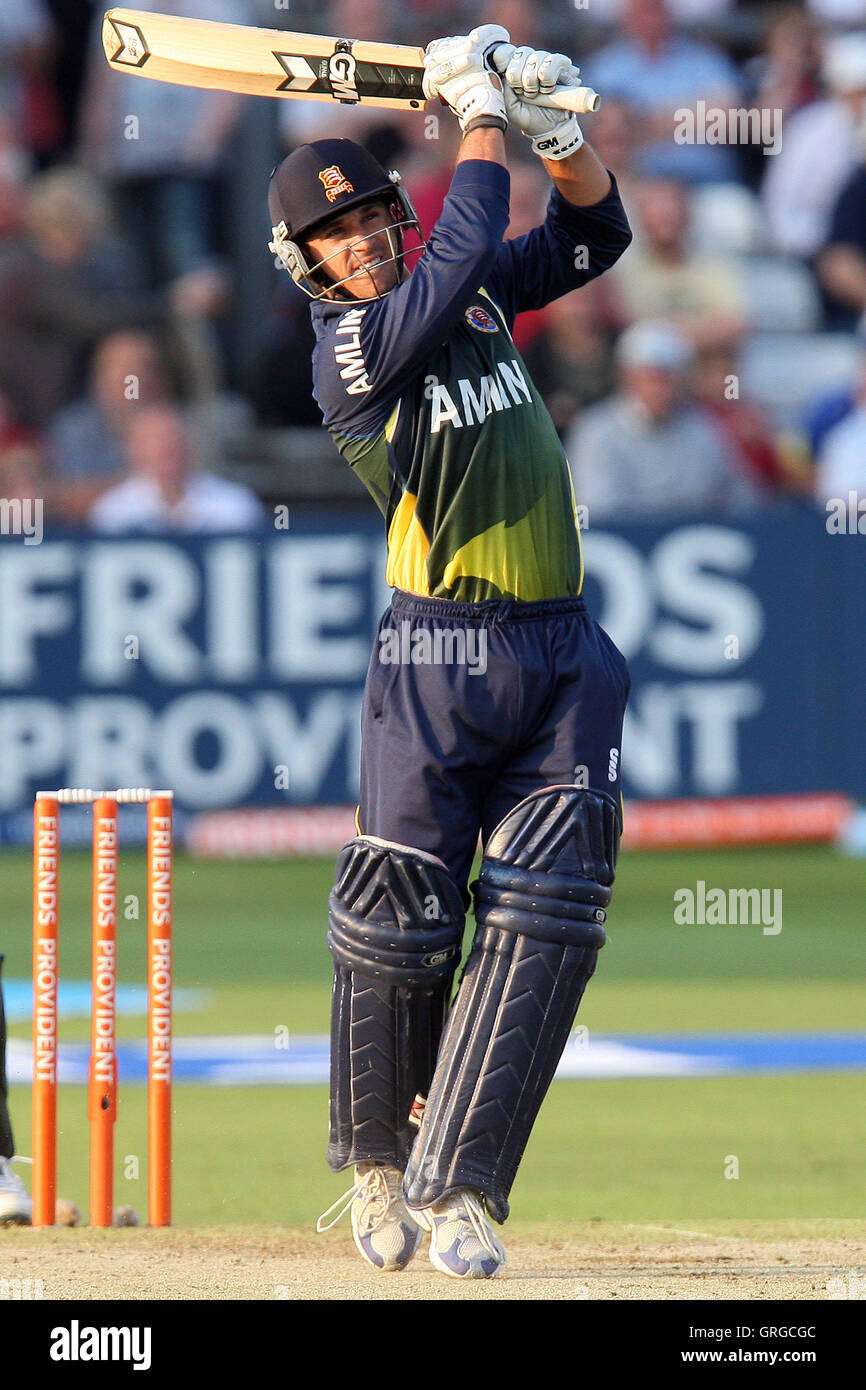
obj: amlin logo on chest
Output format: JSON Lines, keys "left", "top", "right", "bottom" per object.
{"left": 428, "top": 358, "right": 533, "bottom": 433}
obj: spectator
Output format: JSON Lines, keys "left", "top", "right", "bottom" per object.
{"left": 50, "top": 328, "right": 172, "bottom": 479}
{"left": 566, "top": 0, "right": 734, "bottom": 20}
{"left": 816, "top": 139, "right": 866, "bottom": 331}
{"left": 43, "top": 0, "right": 99, "bottom": 158}
{"left": 252, "top": 280, "right": 320, "bottom": 428}
{"left": 740, "top": 6, "right": 823, "bottom": 189}
{"left": 506, "top": 156, "right": 548, "bottom": 238}
{"left": 816, "top": 356, "right": 866, "bottom": 502}
{"left": 0, "top": 0, "right": 54, "bottom": 141}
{"left": 88, "top": 403, "right": 265, "bottom": 533}
{"left": 566, "top": 320, "right": 759, "bottom": 522}
{"left": 586, "top": 98, "right": 642, "bottom": 208}
{"left": 455, "top": 0, "right": 540, "bottom": 49}
{"left": 0, "top": 433, "right": 47, "bottom": 539}
{"left": 78, "top": 0, "right": 250, "bottom": 308}
{"left": 48, "top": 328, "right": 178, "bottom": 524}
{"left": 0, "top": 123, "right": 28, "bottom": 244}
{"left": 744, "top": 6, "right": 823, "bottom": 121}
{"left": 607, "top": 176, "right": 747, "bottom": 351}
{"left": 803, "top": 379, "right": 857, "bottom": 458}
{"left": 692, "top": 341, "right": 808, "bottom": 496}
{"left": 523, "top": 281, "right": 618, "bottom": 437}
{"left": 583, "top": 0, "right": 743, "bottom": 184}
{"left": 0, "top": 385, "right": 35, "bottom": 450}
{"left": 666, "top": 0, "right": 733, "bottom": 16}
{"left": 506, "top": 158, "right": 551, "bottom": 355}
{"left": 0, "top": 165, "right": 157, "bottom": 427}
{"left": 806, "top": 0, "right": 866, "bottom": 20}
{"left": 762, "top": 32, "right": 866, "bottom": 260}
{"left": 399, "top": 119, "right": 462, "bottom": 239}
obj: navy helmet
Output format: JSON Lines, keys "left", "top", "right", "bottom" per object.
{"left": 268, "top": 138, "right": 422, "bottom": 300}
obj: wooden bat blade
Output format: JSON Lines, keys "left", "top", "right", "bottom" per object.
{"left": 102, "top": 9, "right": 429, "bottom": 108}
{"left": 101, "top": 9, "right": 600, "bottom": 114}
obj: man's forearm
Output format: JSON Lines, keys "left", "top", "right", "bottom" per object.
{"left": 457, "top": 126, "right": 507, "bottom": 168}
{"left": 542, "top": 141, "right": 612, "bottom": 206}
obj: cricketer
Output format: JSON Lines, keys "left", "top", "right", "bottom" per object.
{"left": 268, "top": 24, "right": 632, "bottom": 1278}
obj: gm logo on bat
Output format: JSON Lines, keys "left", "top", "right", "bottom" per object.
{"left": 327, "top": 45, "right": 358, "bottom": 101}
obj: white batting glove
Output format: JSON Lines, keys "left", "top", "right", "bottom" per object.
{"left": 490, "top": 44, "right": 584, "bottom": 159}
{"left": 423, "top": 25, "right": 510, "bottom": 135}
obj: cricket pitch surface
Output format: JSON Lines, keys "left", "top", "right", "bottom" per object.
{"left": 3, "top": 1221, "right": 863, "bottom": 1300}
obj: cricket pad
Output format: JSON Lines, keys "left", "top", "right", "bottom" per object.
{"left": 403, "top": 786, "right": 620, "bottom": 1222}
{"left": 326, "top": 837, "right": 465, "bottom": 1171}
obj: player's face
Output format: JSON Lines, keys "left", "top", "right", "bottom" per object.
{"left": 306, "top": 201, "right": 400, "bottom": 299}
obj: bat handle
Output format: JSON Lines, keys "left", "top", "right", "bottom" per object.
{"left": 535, "top": 85, "right": 601, "bottom": 115}
{"left": 483, "top": 42, "right": 600, "bottom": 115}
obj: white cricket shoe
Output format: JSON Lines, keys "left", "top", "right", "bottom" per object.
{"left": 316, "top": 1163, "right": 423, "bottom": 1271}
{"left": 0, "top": 1156, "right": 33, "bottom": 1225}
{"left": 414, "top": 1189, "right": 506, "bottom": 1279}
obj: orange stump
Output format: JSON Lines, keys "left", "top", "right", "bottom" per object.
{"left": 32, "top": 797, "right": 59, "bottom": 1227}
{"left": 32, "top": 788, "right": 174, "bottom": 1227}
{"left": 89, "top": 797, "right": 118, "bottom": 1227}
{"left": 147, "top": 796, "right": 173, "bottom": 1227}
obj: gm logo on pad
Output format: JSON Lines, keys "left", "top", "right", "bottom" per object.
{"left": 465, "top": 305, "right": 498, "bottom": 333}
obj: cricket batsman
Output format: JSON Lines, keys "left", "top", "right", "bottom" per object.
{"left": 268, "top": 24, "right": 632, "bottom": 1278}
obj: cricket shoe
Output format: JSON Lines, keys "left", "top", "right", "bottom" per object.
{"left": 0, "top": 1156, "right": 33, "bottom": 1225}
{"left": 316, "top": 1164, "right": 423, "bottom": 1271}
{"left": 414, "top": 1189, "right": 506, "bottom": 1279}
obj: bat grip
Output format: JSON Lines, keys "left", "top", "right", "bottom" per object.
{"left": 482, "top": 45, "right": 600, "bottom": 116}
{"left": 534, "top": 85, "right": 600, "bottom": 115}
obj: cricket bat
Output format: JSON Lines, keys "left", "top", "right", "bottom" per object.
{"left": 102, "top": 9, "right": 601, "bottom": 114}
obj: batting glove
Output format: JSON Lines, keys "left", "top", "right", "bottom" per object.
{"left": 490, "top": 44, "right": 584, "bottom": 159}
{"left": 423, "top": 25, "right": 510, "bottom": 135}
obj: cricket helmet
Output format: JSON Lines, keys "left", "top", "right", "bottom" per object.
{"left": 267, "top": 138, "right": 423, "bottom": 301}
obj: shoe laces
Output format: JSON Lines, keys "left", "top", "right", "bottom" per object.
{"left": 446, "top": 1190, "right": 506, "bottom": 1263}
{"left": 315, "top": 1165, "right": 399, "bottom": 1234}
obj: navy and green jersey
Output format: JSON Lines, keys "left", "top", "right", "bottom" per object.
{"left": 310, "top": 160, "right": 631, "bottom": 603}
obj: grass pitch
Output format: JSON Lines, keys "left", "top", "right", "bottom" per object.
{"left": 4, "top": 845, "right": 865, "bottom": 1229}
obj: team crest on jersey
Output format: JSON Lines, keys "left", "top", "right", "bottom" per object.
{"left": 465, "top": 304, "right": 499, "bottom": 333}
{"left": 318, "top": 165, "right": 354, "bottom": 203}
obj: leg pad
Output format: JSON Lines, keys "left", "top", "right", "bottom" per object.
{"left": 404, "top": 787, "right": 620, "bottom": 1220}
{"left": 327, "top": 838, "right": 465, "bottom": 1171}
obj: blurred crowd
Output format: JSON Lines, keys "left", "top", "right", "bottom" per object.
{"left": 2, "top": 0, "right": 866, "bottom": 533}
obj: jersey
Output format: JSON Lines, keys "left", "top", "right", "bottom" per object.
{"left": 310, "top": 160, "right": 631, "bottom": 603}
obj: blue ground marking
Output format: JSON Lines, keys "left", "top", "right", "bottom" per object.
{"left": 621, "top": 1034, "right": 866, "bottom": 1069}
{"left": 4, "top": 979, "right": 206, "bottom": 1022}
{"left": 8, "top": 1032, "right": 866, "bottom": 1087}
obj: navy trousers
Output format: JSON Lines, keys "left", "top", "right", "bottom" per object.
{"left": 358, "top": 590, "right": 630, "bottom": 900}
